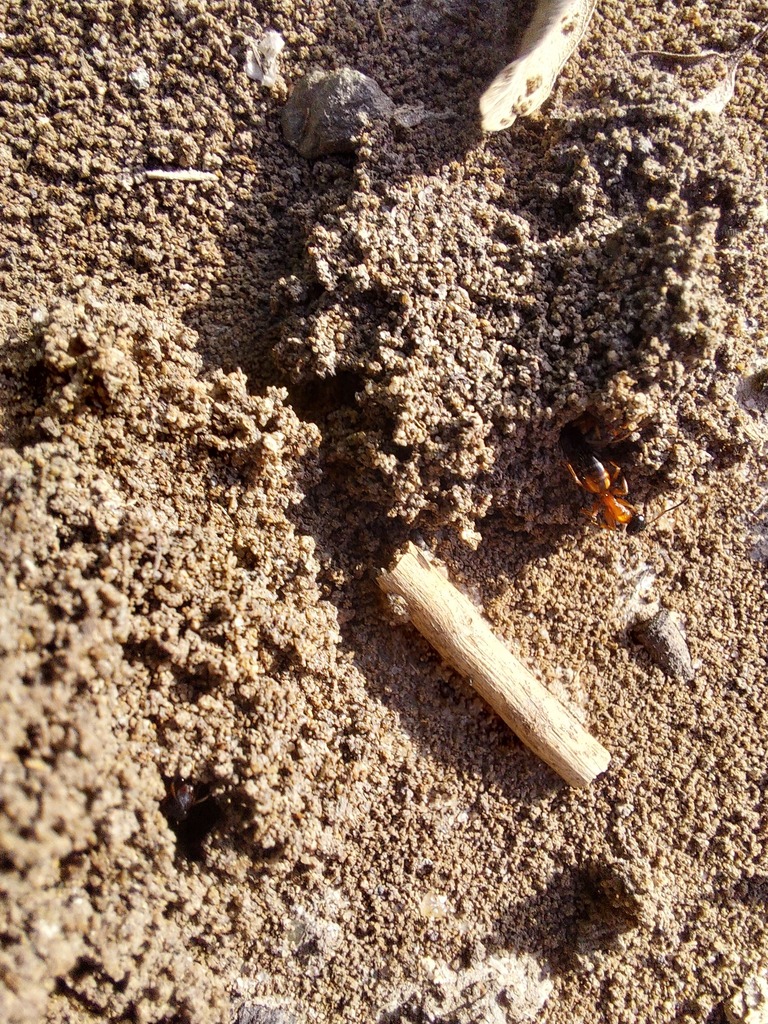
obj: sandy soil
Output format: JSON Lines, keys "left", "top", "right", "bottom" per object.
{"left": 2, "top": 1, "right": 768, "bottom": 1022}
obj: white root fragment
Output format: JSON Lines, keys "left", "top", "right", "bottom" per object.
{"left": 480, "top": 0, "right": 597, "bottom": 132}
{"left": 134, "top": 169, "right": 218, "bottom": 183}
{"left": 378, "top": 543, "right": 611, "bottom": 788}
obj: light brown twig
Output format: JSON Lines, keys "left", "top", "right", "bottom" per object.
{"left": 378, "top": 544, "right": 611, "bottom": 787}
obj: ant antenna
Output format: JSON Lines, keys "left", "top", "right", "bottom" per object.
{"left": 644, "top": 496, "right": 689, "bottom": 528}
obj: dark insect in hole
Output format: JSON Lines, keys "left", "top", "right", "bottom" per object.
{"left": 161, "top": 777, "right": 221, "bottom": 860}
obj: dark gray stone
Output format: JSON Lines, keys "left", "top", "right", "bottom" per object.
{"left": 281, "top": 68, "right": 395, "bottom": 159}
{"left": 631, "top": 609, "right": 695, "bottom": 683}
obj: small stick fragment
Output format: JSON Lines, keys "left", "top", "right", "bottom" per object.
{"left": 376, "top": 0, "right": 392, "bottom": 42}
{"left": 137, "top": 168, "right": 218, "bottom": 183}
{"left": 378, "top": 543, "right": 610, "bottom": 787}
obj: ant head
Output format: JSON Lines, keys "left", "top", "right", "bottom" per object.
{"left": 165, "top": 781, "right": 197, "bottom": 824}
{"left": 626, "top": 513, "right": 647, "bottom": 535}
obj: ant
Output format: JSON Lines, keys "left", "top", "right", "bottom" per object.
{"left": 562, "top": 434, "right": 646, "bottom": 532}
{"left": 559, "top": 414, "right": 684, "bottom": 534}
{"left": 162, "top": 778, "right": 204, "bottom": 825}
{"left": 161, "top": 777, "right": 221, "bottom": 860}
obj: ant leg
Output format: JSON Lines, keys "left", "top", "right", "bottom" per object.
{"left": 606, "top": 462, "right": 629, "bottom": 496}
{"left": 608, "top": 422, "right": 637, "bottom": 444}
{"left": 580, "top": 499, "right": 604, "bottom": 526}
{"left": 565, "top": 460, "right": 586, "bottom": 490}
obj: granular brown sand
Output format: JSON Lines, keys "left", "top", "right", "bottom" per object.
{"left": 1, "top": 2, "right": 767, "bottom": 1022}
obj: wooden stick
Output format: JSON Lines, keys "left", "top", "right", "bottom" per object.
{"left": 378, "top": 543, "right": 610, "bottom": 787}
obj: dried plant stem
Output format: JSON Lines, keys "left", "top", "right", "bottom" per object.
{"left": 378, "top": 544, "right": 611, "bottom": 787}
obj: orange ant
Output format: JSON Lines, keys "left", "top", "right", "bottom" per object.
{"left": 559, "top": 416, "right": 684, "bottom": 534}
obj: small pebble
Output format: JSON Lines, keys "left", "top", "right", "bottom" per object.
{"left": 128, "top": 67, "right": 151, "bottom": 92}
{"left": 281, "top": 68, "right": 395, "bottom": 159}
{"left": 631, "top": 609, "right": 694, "bottom": 683}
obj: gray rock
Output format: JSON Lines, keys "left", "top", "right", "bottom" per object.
{"left": 281, "top": 68, "right": 395, "bottom": 159}
{"left": 631, "top": 608, "right": 694, "bottom": 683}
{"left": 234, "top": 1004, "right": 298, "bottom": 1024}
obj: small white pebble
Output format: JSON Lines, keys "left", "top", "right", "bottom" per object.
{"left": 128, "top": 67, "right": 151, "bottom": 91}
